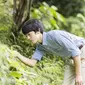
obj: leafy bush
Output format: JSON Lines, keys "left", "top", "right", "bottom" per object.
{"left": 34, "top": 0, "right": 85, "bottom": 17}
{"left": 31, "top": 2, "right": 67, "bottom": 31}
{"left": 0, "top": 0, "right": 13, "bottom": 31}
{"left": 0, "top": 43, "right": 64, "bottom": 85}
{"left": 66, "top": 13, "right": 85, "bottom": 37}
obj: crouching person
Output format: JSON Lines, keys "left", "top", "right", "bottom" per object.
{"left": 17, "top": 19, "right": 85, "bottom": 85}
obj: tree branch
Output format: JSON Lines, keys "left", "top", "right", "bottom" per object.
{"left": 18, "top": 0, "right": 33, "bottom": 32}
{"left": 13, "top": 0, "right": 17, "bottom": 23}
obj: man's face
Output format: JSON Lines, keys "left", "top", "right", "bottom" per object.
{"left": 26, "top": 31, "right": 41, "bottom": 44}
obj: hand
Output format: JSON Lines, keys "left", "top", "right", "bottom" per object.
{"left": 75, "top": 75, "right": 83, "bottom": 85}
{"left": 12, "top": 50, "right": 21, "bottom": 57}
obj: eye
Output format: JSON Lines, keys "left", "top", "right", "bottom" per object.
{"left": 25, "top": 34, "right": 29, "bottom": 37}
{"left": 28, "top": 34, "right": 30, "bottom": 36}
{"left": 26, "top": 33, "right": 30, "bottom": 37}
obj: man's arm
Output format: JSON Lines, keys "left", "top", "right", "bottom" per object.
{"left": 17, "top": 54, "right": 37, "bottom": 67}
{"left": 73, "top": 56, "right": 82, "bottom": 85}
{"left": 14, "top": 47, "right": 43, "bottom": 67}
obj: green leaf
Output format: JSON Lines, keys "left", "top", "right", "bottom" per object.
{"left": 8, "top": 59, "right": 19, "bottom": 67}
{"left": 51, "top": 5, "right": 58, "bottom": 11}
{"left": 9, "top": 71, "right": 22, "bottom": 78}
{"left": 49, "top": 18, "right": 57, "bottom": 26}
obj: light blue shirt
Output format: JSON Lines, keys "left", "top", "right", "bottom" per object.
{"left": 32, "top": 30, "right": 85, "bottom": 61}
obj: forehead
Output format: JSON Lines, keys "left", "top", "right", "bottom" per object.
{"left": 28, "top": 31, "right": 35, "bottom": 34}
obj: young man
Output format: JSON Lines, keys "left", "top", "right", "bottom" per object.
{"left": 17, "top": 19, "right": 85, "bottom": 85}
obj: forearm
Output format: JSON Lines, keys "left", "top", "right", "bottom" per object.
{"left": 17, "top": 55, "right": 37, "bottom": 67}
{"left": 73, "top": 56, "right": 81, "bottom": 76}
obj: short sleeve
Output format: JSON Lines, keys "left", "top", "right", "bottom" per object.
{"left": 32, "top": 48, "right": 44, "bottom": 61}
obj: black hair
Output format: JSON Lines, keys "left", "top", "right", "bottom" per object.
{"left": 22, "top": 19, "right": 44, "bottom": 35}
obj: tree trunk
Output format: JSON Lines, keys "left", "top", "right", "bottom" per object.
{"left": 12, "top": 0, "right": 33, "bottom": 37}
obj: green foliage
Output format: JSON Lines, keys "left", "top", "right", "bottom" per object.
{"left": 66, "top": 13, "right": 85, "bottom": 37}
{"left": 35, "top": 0, "right": 85, "bottom": 17}
{"left": 0, "top": 0, "right": 13, "bottom": 31}
{"left": 10, "top": 33, "right": 35, "bottom": 58}
{"left": 31, "top": 2, "right": 67, "bottom": 31}
{"left": 0, "top": 43, "right": 64, "bottom": 85}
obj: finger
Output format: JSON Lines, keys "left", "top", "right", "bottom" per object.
{"left": 75, "top": 82, "right": 78, "bottom": 85}
{"left": 80, "top": 81, "right": 83, "bottom": 85}
{"left": 77, "top": 81, "right": 83, "bottom": 85}
{"left": 75, "top": 82, "right": 80, "bottom": 85}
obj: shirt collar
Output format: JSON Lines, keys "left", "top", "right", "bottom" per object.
{"left": 42, "top": 32, "right": 47, "bottom": 45}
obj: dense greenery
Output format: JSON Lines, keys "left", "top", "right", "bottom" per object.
{"left": 34, "top": 0, "right": 85, "bottom": 17}
{"left": 0, "top": 43, "right": 64, "bottom": 85}
{"left": 0, "top": 0, "right": 85, "bottom": 85}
